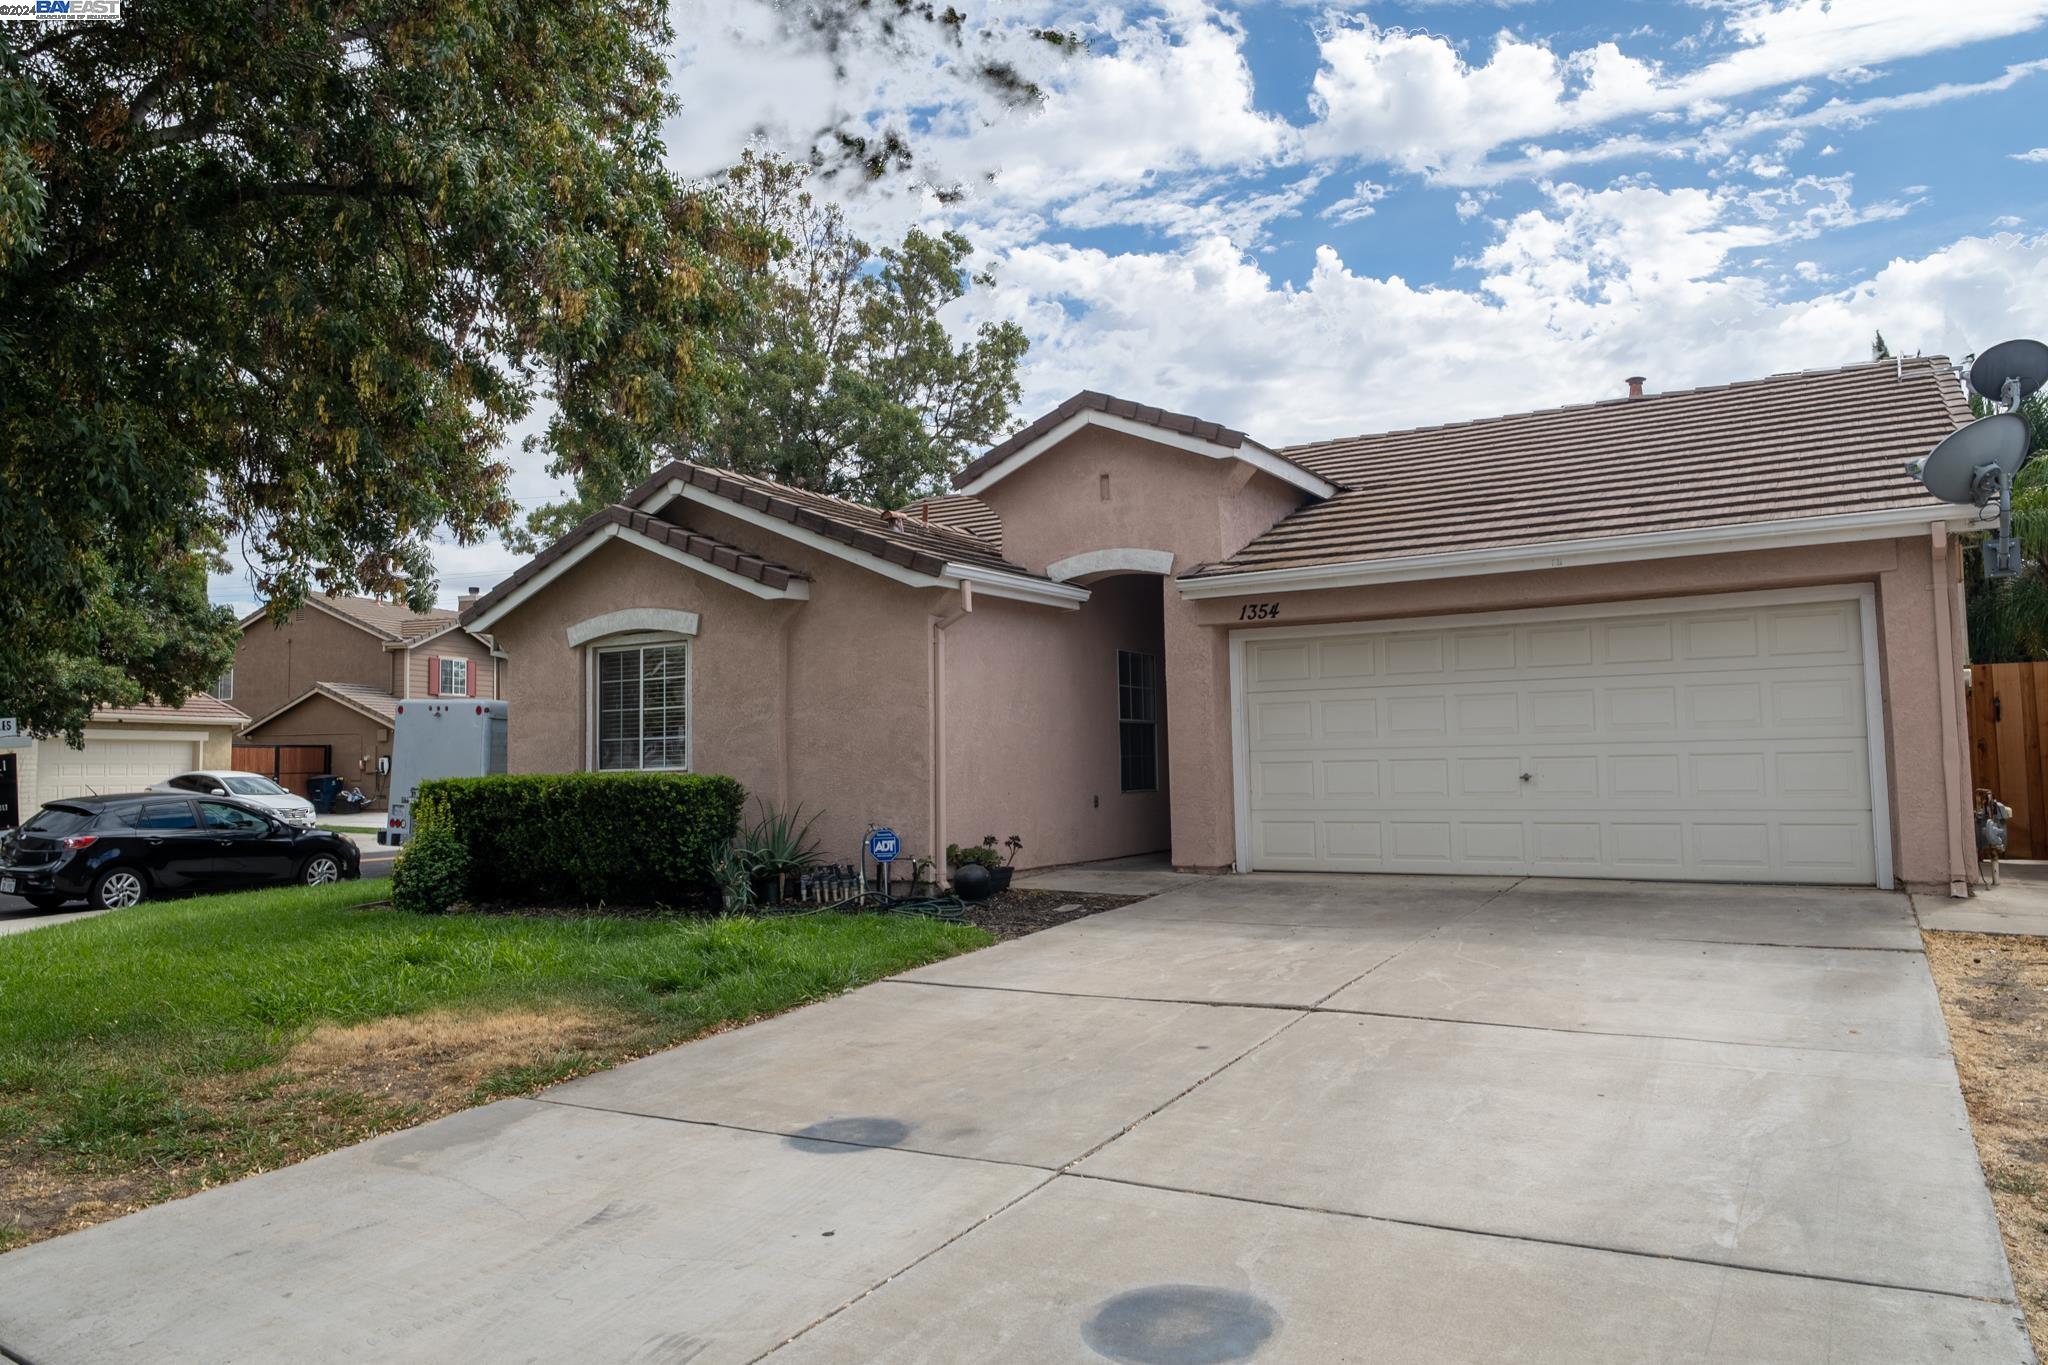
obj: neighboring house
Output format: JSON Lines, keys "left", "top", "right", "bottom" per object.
{"left": 233, "top": 593, "right": 502, "bottom": 807}
{"left": 1, "top": 697, "right": 249, "bottom": 828}
{"left": 464, "top": 357, "right": 1980, "bottom": 893}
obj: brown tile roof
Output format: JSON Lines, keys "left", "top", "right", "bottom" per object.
{"left": 1188, "top": 357, "right": 1969, "bottom": 581}
{"left": 313, "top": 594, "right": 455, "bottom": 639}
{"left": 954, "top": 391, "right": 1255, "bottom": 489}
{"left": 630, "top": 461, "right": 1031, "bottom": 577}
{"left": 901, "top": 493, "right": 1003, "bottom": 548}
{"left": 95, "top": 695, "right": 249, "bottom": 726}
{"left": 241, "top": 681, "right": 399, "bottom": 734}
{"left": 314, "top": 682, "right": 399, "bottom": 724}
{"left": 462, "top": 504, "right": 808, "bottom": 626}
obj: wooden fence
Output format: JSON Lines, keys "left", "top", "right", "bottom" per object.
{"left": 231, "top": 744, "right": 332, "bottom": 800}
{"left": 1968, "top": 662, "right": 2048, "bottom": 857}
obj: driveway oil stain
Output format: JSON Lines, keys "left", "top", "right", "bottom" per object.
{"left": 784, "top": 1116, "right": 912, "bottom": 1152}
{"left": 1081, "top": 1284, "right": 1279, "bottom": 1364}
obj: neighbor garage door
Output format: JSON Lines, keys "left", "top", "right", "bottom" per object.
{"left": 34, "top": 736, "right": 198, "bottom": 806}
{"left": 1237, "top": 592, "right": 1882, "bottom": 884}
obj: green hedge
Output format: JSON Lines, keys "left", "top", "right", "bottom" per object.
{"left": 391, "top": 825, "right": 471, "bottom": 915}
{"left": 410, "top": 772, "right": 747, "bottom": 906}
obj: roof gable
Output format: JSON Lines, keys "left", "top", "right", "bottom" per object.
{"left": 239, "top": 593, "right": 455, "bottom": 641}
{"left": 951, "top": 391, "right": 1337, "bottom": 500}
{"left": 241, "top": 680, "right": 398, "bottom": 733}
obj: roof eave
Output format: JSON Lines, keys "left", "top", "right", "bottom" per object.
{"left": 1176, "top": 504, "right": 1976, "bottom": 599}
{"left": 463, "top": 516, "right": 809, "bottom": 634}
{"left": 953, "top": 408, "right": 1336, "bottom": 501}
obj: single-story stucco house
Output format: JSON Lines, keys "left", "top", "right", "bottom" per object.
{"left": 461, "top": 356, "right": 1981, "bottom": 894}
{"left": 1, "top": 696, "right": 250, "bottom": 828}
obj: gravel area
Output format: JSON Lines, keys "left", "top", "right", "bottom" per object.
{"left": 1924, "top": 929, "right": 2048, "bottom": 1358}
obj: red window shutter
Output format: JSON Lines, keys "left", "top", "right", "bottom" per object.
{"left": 427, "top": 656, "right": 440, "bottom": 695}
{"left": 467, "top": 662, "right": 477, "bottom": 697}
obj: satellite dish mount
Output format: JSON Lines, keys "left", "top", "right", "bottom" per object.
{"left": 1905, "top": 339, "right": 2045, "bottom": 580}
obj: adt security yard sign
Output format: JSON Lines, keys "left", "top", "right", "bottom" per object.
{"left": 866, "top": 827, "right": 900, "bottom": 864}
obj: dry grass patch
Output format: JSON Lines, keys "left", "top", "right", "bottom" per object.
{"left": 280, "top": 1006, "right": 632, "bottom": 1106}
{"left": 1924, "top": 929, "right": 2048, "bottom": 1356}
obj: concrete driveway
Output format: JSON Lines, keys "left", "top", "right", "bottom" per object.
{"left": 0, "top": 874, "right": 2029, "bottom": 1362}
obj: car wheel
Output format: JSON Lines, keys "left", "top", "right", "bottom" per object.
{"left": 22, "top": 892, "right": 69, "bottom": 911}
{"left": 300, "top": 854, "right": 342, "bottom": 887}
{"left": 89, "top": 867, "right": 148, "bottom": 910}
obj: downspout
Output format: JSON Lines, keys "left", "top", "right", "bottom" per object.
{"left": 775, "top": 601, "right": 803, "bottom": 807}
{"left": 930, "top": 582, "right": 973, "bottom": 868}
{"left": 1930, "top": 524, "right": 1970, "bottom": 898}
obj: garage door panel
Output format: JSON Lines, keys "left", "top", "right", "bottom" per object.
{"left": 37, "top": 737, "right": 196, "bottom": 805}
{"left": 1240, "top": 596, "right": 1877, "bottom": 885}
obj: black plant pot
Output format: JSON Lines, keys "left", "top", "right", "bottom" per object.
{"left": 952, "top": 862, "right": 994, "bottom": 902}
{"left": 988, "top": 866, "right": 1014, "bottom": 894}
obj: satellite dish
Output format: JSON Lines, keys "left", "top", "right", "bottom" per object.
{"left": 1970, "top": 339, "right": 2048, "bottom": 405}
{"left": 1906, "top": 412, "right": 2032, "bottom": 504}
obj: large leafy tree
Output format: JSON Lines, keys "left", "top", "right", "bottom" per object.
{"left": 1964, "top": 388, "right": 2048, "bottom": 662}
{"left": 521, "top": 153, "right": 1027, "bottom": 543}
{"left": 1, "top": 2, "right": 742, "bottom": 740}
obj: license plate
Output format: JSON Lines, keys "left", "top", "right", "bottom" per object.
{"left": 0, "top": 877, "right": 14, "bottom": 894}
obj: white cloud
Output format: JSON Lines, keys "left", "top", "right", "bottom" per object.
{"left": 1436, "top": 58, "right": 2048, "bottom": 186}
{"left": 1993, "top": 215, "right": 2025, "bottom": 228}
{"left": 1308, "top": 3, "right": 2048, "bottom": 178}
{"left": 1321, "top": 179, "right": 1389, "bottom": 224}
{"left": 2014, "top": 148, "right": 2048, "bottom": 163}
{"left": 956, "top": 181, "right": 2041, "bottom": 445}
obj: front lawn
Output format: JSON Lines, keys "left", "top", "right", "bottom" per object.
{"left": 0, "top": 882, "right": 990, "bottom": 1251}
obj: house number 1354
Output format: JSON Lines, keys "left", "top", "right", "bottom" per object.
{"left": 1238, "top": 603, "right": 1281, "bottom": 620}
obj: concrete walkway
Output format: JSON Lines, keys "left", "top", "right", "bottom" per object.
{"left": 1918, "top": 865, "right": 2048, "bottom": 936}
{"left": 0, "top": 874, "right": 2028, "bottom": 1362}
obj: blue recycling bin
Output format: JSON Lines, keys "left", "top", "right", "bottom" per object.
{"left": 308, "top": 775, "right": 343, "bottom": 815}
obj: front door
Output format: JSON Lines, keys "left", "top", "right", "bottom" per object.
{"left": 198, "top": 801, "right": 298, "bottom": 884}
{"left": 0, "top": 752, "right": 17, "bottom": 830}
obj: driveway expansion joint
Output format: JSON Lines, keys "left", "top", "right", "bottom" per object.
{"left": 528, "top": 1096, "right": 1060, "bottom": 1173}
{"left": 1061, "top": 1171, "right": 2021, "bottom": 1309}
{"left": 895, "top": 953, "right": 1925, "bottom": 1058}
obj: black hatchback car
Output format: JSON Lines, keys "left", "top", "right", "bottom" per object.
{"left": 0, "top": 793, "right": 361, "bottom": 910}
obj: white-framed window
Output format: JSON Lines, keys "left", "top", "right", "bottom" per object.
{"left": 1118, "top": 650, "right": 1158, "bottom": 793}
{"left": 439, "top": 657, "right": 469, "bottom": 696}
{"left": 211, "top": 668, "right": 235, "bottom": 701}
{"left": 594, "top": 641, "right": 690, "bottom": 771}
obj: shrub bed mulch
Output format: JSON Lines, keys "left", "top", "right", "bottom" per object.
{"left": 955, "top": 888, "right": 1141, "bottom": 940}
{"left": 451, "top": 887, "right": 1142, "bottom": 940}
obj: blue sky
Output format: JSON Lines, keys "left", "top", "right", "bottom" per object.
{"left": 212, "top": 0, "right": 2048, "bottom": 609}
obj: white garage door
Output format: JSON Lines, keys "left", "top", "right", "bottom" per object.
{"left": 35, "top": 736, "right": 198, "bottom": 805}
{"left": 1237, "top": 592, "right": 1883, "bottom": 885}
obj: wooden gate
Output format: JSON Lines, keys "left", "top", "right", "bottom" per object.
{"left": 231, "top": 744, "right": 332, "bottom": 799}
{"left": 1968, "top": 663, "right": 2048, "bottom": 857}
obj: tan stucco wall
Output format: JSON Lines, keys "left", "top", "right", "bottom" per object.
{"left": 1170, "top": 534, "right": 1970, "bottom": 889}
{"left": 974, "top": 427, "right": 1307, "bottom": 577}
{"left": 491, "top": 510, "right": 942, "bottom": 869}
{"left": 942, "top": 575, "right": 1170, "bottom": 870}
{"left": 404, "top": 630, "right": 498, "bottom": 699}
{"left": 236, "top": 607, "right": 395, "bottom": 727}
{"left": 241, "top": 694, "right": 393, "bottom": 804}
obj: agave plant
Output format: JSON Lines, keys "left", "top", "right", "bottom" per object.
{"left": 742, "top": 801, "right": 823, "bottom": 903}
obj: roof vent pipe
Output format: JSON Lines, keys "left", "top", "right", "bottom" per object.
{"left": 1625, "top": 376, "right": 1647, "bottom": 399}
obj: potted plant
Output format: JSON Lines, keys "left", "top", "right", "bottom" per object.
{"left": 981, "top": 834, "right": 1023, "bottom": 893}
{"left": 948, "top": 841, "right": 1002, "bottom": 901}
